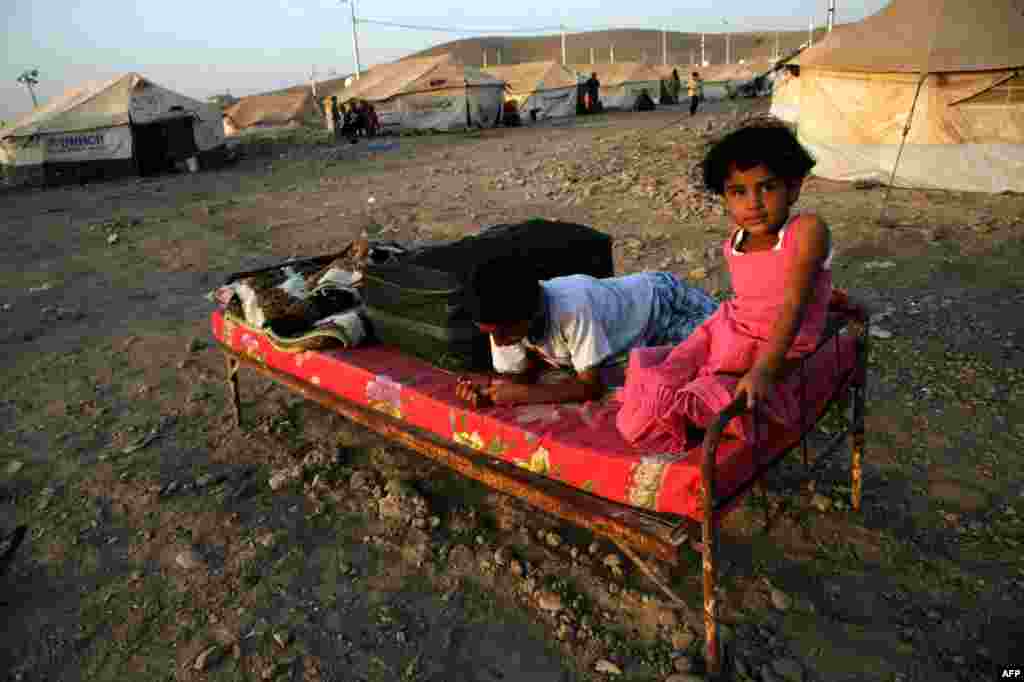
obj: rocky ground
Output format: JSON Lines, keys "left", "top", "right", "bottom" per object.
{"left": 2, "top": 98, "right": 1023, "bottom": 682}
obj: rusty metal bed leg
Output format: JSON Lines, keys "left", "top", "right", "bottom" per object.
{"left": 851, "top": 384, "right": 865, "bottom": 511}
{"left": 850, "top": 314, "right": 869, "bottom": 513}
{"left": 225, "top": 354, "right": 242, "bottom": 428}
{"left": 702, "top": 443, "right": 720, "bottom": 677}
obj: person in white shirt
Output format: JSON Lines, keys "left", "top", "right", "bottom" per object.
{"left": 456, "top": 255, "right": 718, "bottom": 406}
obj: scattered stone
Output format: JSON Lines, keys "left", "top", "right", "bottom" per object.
{"left": 255, "top": 532, "right": 275, "bottom": 548}
{"left": 869, "top": 326, "right": 893, "bottom": 339}
{"left": 772, "top": 657, "right": 804, "bottom": 681}
{"left": 378, "top": 479, "right": 429, "bottom": 523}
{"left": 107, "top": 233, "right": 119, "bottom": 245}
{"left": 175, "top": 549, "right": 205, "bottom": 571}
{"left": 770, "top": 587, "right": 792, "bottom": 611}
{"left": 429, "top": 515, "right": 441, "bottom": 529}
{"left": 348, "top": 470, "right": 376, "bottom": 491}
{"left": 268, "top": 471, "right": 293, "bottom": 491}
{"left": 594, "top": 659, "right": 623, "bottom": 675}
{"left": 537, "top": 591, "right": 564, "bottom": 613}
{"left": 493, "top": 546, "right": 511, "bottom": 567}
{"left": 193, "top": 645, "right": 223, "bottom": 671}
{"left": 6, "top": 461, "right": 23, "bottom": 475}
{"left": 602, "top": 553, "right": 622, "bottom": 569}
{"left": 272, "top": 631, "right": 292, "bottom": 649}
{"left": 657, "top": 608, "right": 680, "bottom": 628}
{"left": 545, "top": 531, "right": 562, "bottom": 548}
{"left": 810, "top": 493, "right": 833, "bottom": 512}
{"left": 447, "top": 544, "right": 475, "bottom": 570}
{"left": 671, "top": 627, "right": 696, "bottom": 650}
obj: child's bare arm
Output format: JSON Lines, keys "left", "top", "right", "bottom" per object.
{"left": 737, "top": 215, "right": 830, "bottom": 406}
{"left": 485, "top": 368, "right": 605, "bottom": 406}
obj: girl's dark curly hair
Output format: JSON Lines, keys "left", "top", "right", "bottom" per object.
{"left": 701, "top": 118, "right": 816, "bottom": 195}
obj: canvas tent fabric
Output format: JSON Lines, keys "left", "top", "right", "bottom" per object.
{"left": 222, "top": 91, "right": 321, "bottom": 135}
{"left": 483, "top": 61, "right": 580, "bottom": 120}
{"left": 769, "top": 67, "right": 800, "bottom": 122}
{"left": 1, "top": 72, "right": 224, "bottom": 185}
{"left": 322, "top": 54, "right": 505, "bottom": 131}
{"left": 784, "top": 0, "right": 1024, "bottom": 193}
{"left": 569, "top": 63, "right": 664, "bottom": 110}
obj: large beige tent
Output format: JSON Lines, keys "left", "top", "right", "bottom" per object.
{"left": 570, "top": 63, "right": 663, "bottom": 109}
{"left": 323, "top": 54, "right": 505, "bottom": 131}
{"left": 483, "top": 61, "right": 581, "bottom": 120}
{"left": 787, "top": 0, "right": 1024, "bottom": 193}
{"left": 0, "top": 72, "right": 225, "bottom": 186}
{"left": 222, "top": 90, "right": 322, "bottom": 135}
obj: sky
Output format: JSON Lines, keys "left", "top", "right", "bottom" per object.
{"left": 1, "top": 0, "right": 888, "bottom": 121}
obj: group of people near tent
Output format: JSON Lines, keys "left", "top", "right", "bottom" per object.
{"left": 328, "top": 96, "right": 380, "bottom": 143}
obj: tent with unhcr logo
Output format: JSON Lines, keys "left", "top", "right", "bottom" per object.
{"left": 321, "top": 54, "right": 506, "bottom": 132}
{"left": 0, "top": 72, "right": 226, "bottom": 187}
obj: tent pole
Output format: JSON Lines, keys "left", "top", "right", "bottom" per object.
{"left": 879, "top": 74, "right": 928, "bottom": 227}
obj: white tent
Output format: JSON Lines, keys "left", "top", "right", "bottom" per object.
{"left": 324, "top": 54, "right": 505, "bottom": 132}
{"left": 570, "top": 63, "right": 663, "bottom": 110}
{"left": 483, "top": 61, "right": 581, "bottom": 120}
{"left": 788, "top": 0, "right": 1024, "bottom": 193}
{"left": 769, "top": 66, "right": 800, "bottom": 122}
{"left": 1, "top": 72, "right": 225, "bottom": 186}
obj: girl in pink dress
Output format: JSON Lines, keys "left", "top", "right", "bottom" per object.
{"left": 617, "top": 121, "right": 833, "bottom": 452}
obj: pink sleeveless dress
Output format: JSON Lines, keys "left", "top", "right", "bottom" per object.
{"left": 616, "top": 213, "right": 832, "bottom": 453}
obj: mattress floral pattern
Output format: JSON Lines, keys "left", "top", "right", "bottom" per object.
{"left": 212, "top": 311, "right": 857, "bottom": 521}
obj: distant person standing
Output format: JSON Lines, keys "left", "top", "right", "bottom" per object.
{"left": 586, "top": 72, "right": 601, "bottom": 113}
{"left": 688, "top": 72, "right": 704, "bottom": 116}
{"left": 329, "top": 96, "right": 342, "bottom": 142}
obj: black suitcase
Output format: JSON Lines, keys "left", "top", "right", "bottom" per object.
{"left": 362, "top": 219, "right": 614, "bottom": 370}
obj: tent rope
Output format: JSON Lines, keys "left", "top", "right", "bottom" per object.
{"left": 878, "top": 73, "right": 928, "bottom": 227}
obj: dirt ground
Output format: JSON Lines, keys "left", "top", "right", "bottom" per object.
{"left": 2, "top": 97, "right": 1023, "bottom": 682}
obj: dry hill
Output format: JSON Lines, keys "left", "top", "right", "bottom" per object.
{"left": 406, "top": 26, "right": 836, "bottom": 70}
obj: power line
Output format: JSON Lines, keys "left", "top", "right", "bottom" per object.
{"left": 357, "top": 17, "right": 563, "bottom": 34}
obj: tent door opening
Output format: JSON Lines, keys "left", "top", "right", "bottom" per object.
{"left": 133, "top": 116, "right": 197, "bottom": 176}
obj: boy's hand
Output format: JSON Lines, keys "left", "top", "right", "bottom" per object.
{"left": 734, "top": 366, "right": 776, "bottom": 410}
{"left": 481, "top": 380, "right": 531, "bottom": 406}
{"left": 455, "top": 376, "right": 494, "bottom": 408}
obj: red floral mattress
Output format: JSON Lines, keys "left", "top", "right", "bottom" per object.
{"left": 212, "top": 311, "right": 858, "bottom": 521}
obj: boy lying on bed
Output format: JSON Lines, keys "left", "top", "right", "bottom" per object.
{"left": 454, "top": 254, "right": 718, "bottom": 407}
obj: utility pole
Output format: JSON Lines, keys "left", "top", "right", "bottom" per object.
{"left": 483, "top": 50, "right": 487, "bottom": 68}
{"left": 590, "top": 46, "right": 595, "bottom": 64}
{"left": 723, "top": 19, "right": 730, "bottom": 65}
{"left": 827, "top": 0, "right": 836, "bottom": 32}
{"left": 775, "top": 33, "right": 780, "bottom": 61}
{"left": 310, "top": 65, "right": 318, "bottom": 98}
{"left": 561, "top": 25, "right": 567, "bottom": 65}
{"left": 808, "top": 17, "right": 813, "bottom": 47}
{"left": 341, "top": 0, "right": 362, "bottom": 80}
{"left": 662, "top": 29, "right": 667, "bottom": 66}
{"left": 610, "top": 44, "right": 615, "bottom": 64}
{"left": 701, "top": 33, "right": 705, "bottom": 66}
